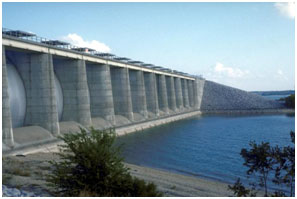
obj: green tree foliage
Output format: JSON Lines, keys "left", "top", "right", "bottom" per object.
{"left": 229, "top": 131, "right": 295, "bottom": 197}
{"left": 46, "top": 128, "right": 162, "bottom": 197}
{"left": 240, "top": 141, "right": 274, "bottom": 196}
{"left": 280, "top": 94, "right": 295, "bottom": 109}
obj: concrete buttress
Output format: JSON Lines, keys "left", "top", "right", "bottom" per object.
{"left": 110, "top": 67, "right": 134, "bottom": 122}
{"left": 166, "top": 76, "right": 177, "bottom": 112}
{"left": 144, "top": 72, "right": 159, "bottom": 117}
{"left": 129, "top": 70, "right": 148, "bottom": 119}
{"left": 174, "top": 77, "right": 184, "bottom": 111}
{"left": 2, "top": 46, "right": 14, "bottom": 147}
{"left": 156, "top": 74, "right": 169, "bottom": 114}
{"left": 86, "top": 63, "right": 115, "bottom": 124}
{"left": 54, "top": 59, "right": 92, "bottom": 127}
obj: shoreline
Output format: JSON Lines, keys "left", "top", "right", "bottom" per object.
{"left": 2, "top": 152, "right": 233, "bottom": 197}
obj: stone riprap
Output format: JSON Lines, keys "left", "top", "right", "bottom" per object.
{"left": 200, "top": 80, "right": 284, "bottom": 111}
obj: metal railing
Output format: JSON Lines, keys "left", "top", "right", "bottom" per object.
{"left": 2, "top": 28, "right": 204, "bottom": 79}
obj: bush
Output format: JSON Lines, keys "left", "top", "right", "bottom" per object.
{"left": 46, "top": 128, "right": 162, "bottom": 197}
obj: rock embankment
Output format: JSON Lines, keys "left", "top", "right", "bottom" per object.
{"left": 200, "top": 81, "right": 284, "bottom": 111}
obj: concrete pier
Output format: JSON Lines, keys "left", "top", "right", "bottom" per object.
{"left": 194, "top": 78, "right": 205, "bottom": 110}
{"left": 144, "top": 72, "right": 159, "bottom": 118}
{"left": 166, "top": 76, "right": 177, "bottom": 112}
{"left": 156, "top": 74, "right": 169, "bottom": 114}
{"left": 86, "top": 63, "right": 115, "bottom": 127}
{"left": 110, "top": 67, "right": 134, "bottom": 123}
{"left": 129, "top": 70, "right": 148, "bottom": 121}
{"left": 181, "top": 79, "right": 190, "bottom": 109}
{"left": 2, "top": 46, "right": 14, "bottom": 147}
{"left": 174, "top": 77, "right": 184, "bottom": 111}
{"left": 54, "top": 59, "right": 92, "bottom": 128}
{"left": 188, "top": 80, "right": 194, "bottom": 107}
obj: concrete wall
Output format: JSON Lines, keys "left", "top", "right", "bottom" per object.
{"left": 86, "top": 63, "right": 115, "bottom": 124}
{"left": 188, "top": 80, "right": 194, "bottom": 107}
{"left": 2, "top": 46, "right": 14, "bottom": 147}
{"left": 156, "top": 74, "right": 169, "bottom": 114}
{"left": 110, "top": 66, "right": 134, "bottom": 121}
{"left": 181, "top": 79, "right": 190, "bottom": 109}
{"left": 54, "top": 58, "right": 92, "bottom": 127}
{"left": 143, "top": 72, "right": 159, "bottom": 118}
{"left": 174, "top": 77, "right": 183, "bottom": 110}
{"left": 7, "top": 51, "right": 60, "bottom": 136}
{"left": 166, "top": 76, "right": 177, "bottom": 112}
{"left": 200, "top": 80, "right": 284, "bottom": 111}
{"left": 129, "top": 70, "right": 148, "bottom": 119}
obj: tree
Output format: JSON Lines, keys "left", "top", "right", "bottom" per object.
{"left": 46, "top": 128, "right": 162, "bottom": 197}
{"left": 240, "top": 141, "right": 275, "bottom": 196}
{"left": 272, "top": 131, "right": 295, "bottom": 197}
{"left": 229, "top": 131, "right": 295, "bottom": 197}
{"left": 279, "top": 94, "right": 295, "bottom": 109}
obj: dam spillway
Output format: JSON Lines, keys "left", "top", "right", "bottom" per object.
{"left": 2, "top": 28, "right": 284, "bottom": 154}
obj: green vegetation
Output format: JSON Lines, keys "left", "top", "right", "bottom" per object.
{"left": 279, "top": 94, "right": 295, "bottom": 109}
{"left": 46, "top": 128, "right": 162, "bottom": 197}
{"left": 229, "top": 131, "right": 295, "bottom": 197}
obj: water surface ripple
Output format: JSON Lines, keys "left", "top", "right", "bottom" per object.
{"left": 116, "top": 113, "right": 295, "bottom": 193}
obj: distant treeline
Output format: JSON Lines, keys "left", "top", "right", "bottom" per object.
{"left": 251, "top": 90, "right": 295, "bottom": 96}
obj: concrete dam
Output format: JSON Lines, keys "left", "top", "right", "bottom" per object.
{"left": 2, "top": 29, "right": 283, "bottom": 154}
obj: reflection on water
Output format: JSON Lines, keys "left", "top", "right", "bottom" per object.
{"left": 115, "top": 113, "right": 295, "bottom": 193}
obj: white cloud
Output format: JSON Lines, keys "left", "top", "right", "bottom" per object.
{"left": 277, "top": 69, "right": 283, "bottom": 75}
{"left": 276, "top": 69, "right": 288, "bottom": 80}
{"left": 274, "top": 2, "right": 295, "bottom": 19}
{"left": 62, "top": 33, "right": 111, "bottom": 53}
{"left": 213, "top": 62, "right": 250, "bottom": 78}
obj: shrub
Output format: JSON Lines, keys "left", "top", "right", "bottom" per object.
{"left": 46, "top": 127, "right": 162, "bottom": 197}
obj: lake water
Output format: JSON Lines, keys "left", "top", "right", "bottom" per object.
{"left": 116, "top": 113, "right": 295, "bottom": 194}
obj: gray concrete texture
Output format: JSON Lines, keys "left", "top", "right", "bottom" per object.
{"left": 143, "top": 72, "right": 159, "bottom": 117}
{"left": 86, "top": 63, "right": 115, "bottom": 124}
{"left": 174, "top": 77, "right": 184, "bottom": 110}
{"left": 181, "top": 79, "right": 190, "bottom": 108}
{"left": 156, "top": 74, "right": 169, "bottom": 114}
{"left": 166, "top": 76, "right": 177, "bottom": 112}
{"left": 129, "top": 69, "right": 148, "bottom": 119}
{"left": 110, "top": 66, "right": 134, "bottom": 121}
{"left": 7, "top": 51, "right": 60, "bottom": 136}
{"left": 54, "top": 58, "right": 92, "bottom": 127}
{"left": 2, "top": 46, "right": 14, "bottom": 147}
{"left": 187, "top": 80, "right": 194, "bottom": 107}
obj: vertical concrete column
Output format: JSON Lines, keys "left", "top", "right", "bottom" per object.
{"left": 174, "top": 77, "right": 183, "bottom": 111}
{"left": 188, "top": 80, "right": 194, "bottom": 107}
{"left": 15, "top": 53, "right": 60, "bottom": 135}
{"left": 181, "top": 79, "right": 190, "bottom": 109}
{"left": 54, "top": 59, "right": 92, "bottom": 127}
{"left": 129, "top": 70, "right": 148, "bottom": 118}
{"left": 156, "top": 74, "right": 169, "bottom": 114}
{"left": 110, "top": 67, "right": 134, "bottom": 121}
{"left": 166, "top": 76, "right": 177, "bottom": 112}
{"left": 86, "top": 63, "right": 115, "bottom": 124}
{"left": 2, "top": 46, "right": 14, "bottom": 147}
{"left": 144, "top": 72, "right": 159, "bottom": 117}
{"left": 195, "top": 78, "right": 205, "bottom": 110}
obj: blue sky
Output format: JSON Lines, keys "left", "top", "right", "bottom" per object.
{"left": 2, "top": 2, "right": 295, "bottom": 91}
